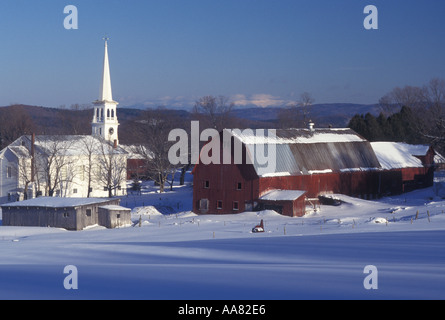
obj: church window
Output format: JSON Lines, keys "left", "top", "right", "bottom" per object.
{"left": 107, "top": 109, "right": 110, "bottom": 118}
{"left": 111, "top": 109, "right": 114, "bottom": 118}
{"left": 6, "top": 166, "right": 12, "bottom": 179}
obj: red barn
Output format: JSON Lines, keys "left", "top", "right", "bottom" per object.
{"left": 192, "top": 127, "right": 437, "bottom": 217}
{"left": 371, "top": 142, "right": 435, "bottom": 194}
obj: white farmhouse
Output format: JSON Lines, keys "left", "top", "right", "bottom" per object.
{"left": 0, "top": 40, "right": 127, "bottom": 203}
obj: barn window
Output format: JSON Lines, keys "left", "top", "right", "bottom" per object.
{"left": 236, "top": 182, "right": 242, "bottom": 190}
{"left": 217, "top": 200, "right": 223, "bottom": 209}
{"left": 117, "top": 214, "right": 121, "bottom": 219}
{"left": 204, "top": 180, "right": 210, "bottom": 189}
{"left": 199, "top": 199, "right": 209, "bottom": 210}
{"left": 73, "top": 188, "right": 78, "bottom": 194}
{"left": 233, "top": 201, "right": 239, "bottom": 211}
{"left": 63, "top": 212, "right": 70, "bottom": 218}
{"left": 86, "top": 209, "right": 91, "bottom": 217}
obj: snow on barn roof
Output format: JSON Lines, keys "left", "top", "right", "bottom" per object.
{"left": 260, "top": 189, "right": 306, "bottom": 201}
{"left": 371, "top": 142, "right": 429, "bottom": 170}
{"left": 225, "top": 128, "right": 381, "bottom": 177}
{"left": 229, "top": 128, "right": 367, "bottom": 145}
{"left": 1, "top": 197, "right": 118, "bottom": 208}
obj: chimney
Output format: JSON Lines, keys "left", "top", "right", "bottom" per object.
{"left": 31, "top": 133, "right": 35, "bottom": 182}
{"left": 113, "top": 139, "right": 118, "bottom": 149}
{"left": 308, "top": 120, "right": 315, "bottom": 131}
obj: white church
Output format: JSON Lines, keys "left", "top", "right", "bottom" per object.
{"left": 0, "top": 40, "right": 128, "bottom": 203}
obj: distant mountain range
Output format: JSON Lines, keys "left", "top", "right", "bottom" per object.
{"left": 231, "top": 103, "right": 380, "bottom": 127}
{"left": 0, "top": 102, "right": 379, "bottom": 139}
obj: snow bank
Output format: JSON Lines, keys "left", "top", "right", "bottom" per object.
{"left": 131, "top": 205, "right": 163, "bottom": 216}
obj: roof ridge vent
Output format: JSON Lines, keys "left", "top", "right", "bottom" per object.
{"left": 308, "top": 120, "right": 315, "bottom": 131}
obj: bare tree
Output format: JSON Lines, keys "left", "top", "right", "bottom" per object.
{"left": 379, "top": 78, "right": 445, "bottom": 153}
{"left": 16, "top": 153, "right": 33, "bottom": 200}
{"left": 134, "top": 108, "right": 180, "bottom": 193}
{"left": 80, "top": 136, "right": 99, "bottom": 198}
{"left": 95, "top": 140, "right": 127, "bottom": 198}
{"left": 420, "top": 78, "right": 445, "bottom": 152}
{"left": 379, "top": 85, "right": 427, "bottom": 116}
{"left": 0, "top": 105, "right": 35, "bottom": 150}
{"left": 193, "top": 95, "right": 234, "bottom": 131}
{"left": 34, "top": 136, "right": 76, "bottom": 197}
{"left": 277, "top": 92, "right": 315, "bottom": 129}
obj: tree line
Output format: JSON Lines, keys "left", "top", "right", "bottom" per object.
{"left": 349, "top": 78, "right": 445, "bottom": 154}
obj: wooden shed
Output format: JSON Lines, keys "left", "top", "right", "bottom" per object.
{"left": 1, "top": 197, "right": 126, "bottom": 231}
{"left": 98, "top": 205, "right": 132, "bottom": 229}
{"left": 258, "top": 189, "right": 306, "bottom": 217}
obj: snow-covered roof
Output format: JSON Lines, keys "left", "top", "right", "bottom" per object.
{"left": 1, "top": 197, "right": 118, "bottom": 208}
{"left": 228, "top": 128, "right": 366, "bottom": 145}
{"left": 9, "top": 135, "right": 127, "bottom": 157}
{"left": 371, "top": 142, "right": 428, "bottom": 170}
{"left": 221, "top": 128, "right": 381, "bottom": 177}
{"left": 8, "top": 146, "right": 30, "bottom": 158}
{"left": 120, "top": 144, "right": 152, "bottom": 159}
{"left": 260, "top": 189, "right": 306, "bottom": 201}
{"left": 99, "top": 204, "right": 131, "bottom": 211}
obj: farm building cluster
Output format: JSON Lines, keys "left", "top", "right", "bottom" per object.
{"left": 192, "top": 125, "right": 442, "bottom": 217}
{"left": 0, "top": 37, "right": 443, "bottom": 230}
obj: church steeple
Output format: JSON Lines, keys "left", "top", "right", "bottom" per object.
{"left": 99, "top": 38, "right": 114, "bottom": 102}
{"left": 92, "top": 37, "right": 120, "bottom": 145}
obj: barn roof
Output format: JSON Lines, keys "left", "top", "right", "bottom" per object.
{"left": 370, "top": 142, "right": 429, "bottom": 170}
{"left": 226, "top": 128, "right": 381, "bottom": 177}
{"left": 259, "top": 189, "right": 306, "bottom": 201}
{"left": 1, "top": 197, "right": 118, "bottom": 208}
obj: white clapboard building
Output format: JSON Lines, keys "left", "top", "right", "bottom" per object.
{"left": 0, "top": 40, "right": 127, "bottom": 203}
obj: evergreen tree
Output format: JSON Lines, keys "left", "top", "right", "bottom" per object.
{"left": 376, "top": 112, "right": 393, "bottom": 141}
{"left": 364, "top": 113, "right": 383, "bottom": 141}
{"left": 348, "top": 114, "right": 367, "bottom": 138}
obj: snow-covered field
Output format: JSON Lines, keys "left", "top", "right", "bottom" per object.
{"left": 1, "top": 173, "right": 445, "bottom": 300}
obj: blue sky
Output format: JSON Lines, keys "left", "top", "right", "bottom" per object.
{"left": 0, "top": 0, "right": 444, "bottom": 109}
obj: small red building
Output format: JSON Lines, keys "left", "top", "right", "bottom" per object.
{"left": 192, "top": 128, "right": 436, "bottom": 217}
{"left": 371, "top": 142, "right": 435, "bottom": 194}
{"left": 258, "top": 189, "right": 306, "bottom": 217}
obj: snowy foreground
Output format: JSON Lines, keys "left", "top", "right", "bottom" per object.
{"left": 1, "top": 176, "right": 445, "bottom": 300}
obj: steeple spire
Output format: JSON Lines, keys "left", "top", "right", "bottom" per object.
{"left": 99, "top": 37, "right": 113, "bottom": 102}
{"left": 92, "top": 37, "right": 120, "bottom": 145}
